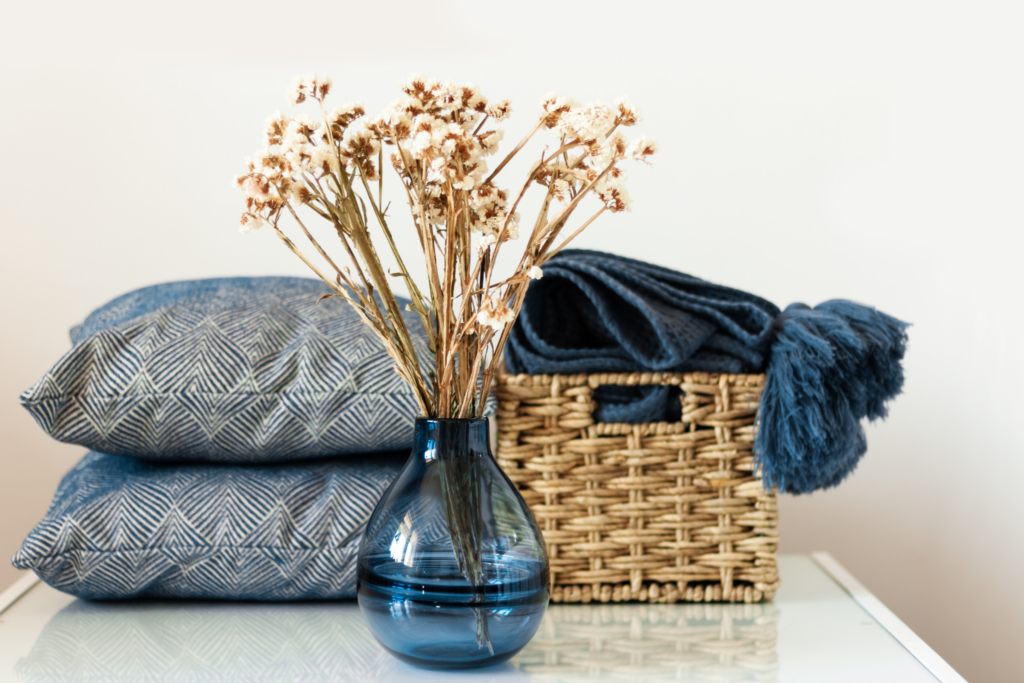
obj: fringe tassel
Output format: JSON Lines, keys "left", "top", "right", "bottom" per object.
{"left": 755, "top": 300, "right": 909, "bottom": 493}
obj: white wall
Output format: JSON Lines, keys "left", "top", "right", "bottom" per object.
{"left": 1, "top": 2, "right": 1020, "bottom": 680}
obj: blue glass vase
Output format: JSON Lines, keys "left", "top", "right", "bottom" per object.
{"left": 357, "top": 418, "right": 549, "bottom": 670}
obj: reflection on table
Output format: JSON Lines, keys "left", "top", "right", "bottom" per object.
{"left": 515, "top": 603, "right": 779, "bottom": 682}
{"left": 15, "top": 597, "right": 779, "bottom": 682}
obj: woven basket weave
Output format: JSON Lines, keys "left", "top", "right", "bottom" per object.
{"left": 495, "top": 371, "right": 780, "bottom": 604}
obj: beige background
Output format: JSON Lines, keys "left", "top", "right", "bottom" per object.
{"left": 1, "top": 2, "right": 1021, "bottom": 681}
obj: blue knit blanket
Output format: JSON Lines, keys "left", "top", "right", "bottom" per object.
{"left": 505, "top": 249, "right": 909, "bottom": 494}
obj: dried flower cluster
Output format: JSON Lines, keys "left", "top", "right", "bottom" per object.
{"left": 237, "top": 74, "right": 656, "bottom": 419}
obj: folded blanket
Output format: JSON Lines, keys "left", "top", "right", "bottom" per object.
{"left": 505, "top": 249, "right": 909, "bottom": 494}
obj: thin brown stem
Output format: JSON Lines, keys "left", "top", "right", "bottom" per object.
{"left": 540, "top": 206, "right": 607, "bottom": 262}
{"left": 483, "top": 117, "right": 546, "bottom": 185}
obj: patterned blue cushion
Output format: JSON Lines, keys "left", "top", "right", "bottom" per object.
{"left": 20, "top": 277, "right": 431, "bottom": 463}
{"left": 12, "top": 451, "right": 403, "bottom": 600}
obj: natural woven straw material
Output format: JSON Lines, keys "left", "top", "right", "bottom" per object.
{"left": 495, "top": 371, "right": 780, "bottom": 603}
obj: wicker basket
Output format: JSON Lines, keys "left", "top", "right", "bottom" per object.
{"left": 495, "top": 371, "right": 780, "bottom": 604}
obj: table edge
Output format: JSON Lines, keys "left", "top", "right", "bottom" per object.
{"left": 0, "top": 573, "right": 39, "bottom": 617}
{"left": 811, "top": 552, "right": 967, "bottom": 683}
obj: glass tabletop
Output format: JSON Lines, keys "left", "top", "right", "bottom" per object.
{"left": 0, "top": 555, "right": 941, "bottom": 682}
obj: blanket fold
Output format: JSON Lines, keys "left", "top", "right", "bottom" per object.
{"left": 505, "top": 249, "right": 908, "bottom": 494}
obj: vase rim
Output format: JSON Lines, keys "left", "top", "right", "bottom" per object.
{"left": 415, "top": 416, "right": 489, "bottom": 424}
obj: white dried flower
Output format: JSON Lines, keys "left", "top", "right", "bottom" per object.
{"left": 429, "top": 155, "right": 448, "bottom": 174}
{"left": 562, "top": 103, "right": 616, "bottom": 142}
{"left": 331, "top": 102, "right": 365, "bottom": 123}
{"left": 552, "top": 178, "right": 570, "bottom": 203}
{"left": 285, "top": 115, "right": 319, "bottom": 147}
{"left": 529, "top": 266, "right": 543, "bottom": 280}
{"left": 482, "top": 215, "right": 504, "bottom": 234}
{"left": 615, "top": 97, "right": 641, "bottom": 126}
{"left": 287, "top": 74, "right": 332, "bottom": 105}
{"left": 478, "top": 128, "right": 503, "bottom": 155}
{"left": 486, "top": 99, "right": 512, "bottom": 121}
{"left": 239, "top": 175, "right": 271, "bottom": 200}
{"left": 402, "top": 73, "right": 436, "bottom": 97}
{"left": 311, "top": 74, "right": 332, "bottom": 98}
{"left": 310, "top": 146, "right": 339, "bottom": 174}
{"left": 627, "top": 136, "right": 658, "bottom": 160}
{"left": 476, "top": 298, "right": 515, "bottom": 331}
{"left": 540, "top": 93, "right": 579, "bottom": 129}
{"left": 240, "top": 213, "right": 265, "bottom": 233}
{"left": 286, "top": 76, "right": 307, "bottom": 105}
{"left": 457, "top": 109, "right": 481, "bottom": 132}
{"left": 505, "top": 215, "right": 520, "bottom": 240}
{"left": 341, "top": 120, "right": 381, "bottom": 159}
{"left": 608, "top": 131, "right": 628, "bottom": 159}
{"left": 437, "top": 80, "right": 460, "bottom": 109}
{"left": 464, "top": 85, "right": 487, "bottom": 112}
{"left": 288, "top": 182, "right": 312, "bottom": 204}
{"left": 410, "top": 130, "right": 434, "bottom": 158}
{"left": 596, "top": 178, "right": 633, "bottom": 213}
{"left": 264, "top": 112, "right": 291, "bottom": 146}
{"left": 541, "top": 93, "right": 575, "bottom": 114}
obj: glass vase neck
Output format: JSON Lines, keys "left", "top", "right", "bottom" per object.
{"left": 414, "top": 418, "right": 490, "bottom": 460}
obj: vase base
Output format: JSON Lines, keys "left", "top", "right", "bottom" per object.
{"left": 382, "top": 643, "right": 526, "bottom": 670}
{"left": 357, "top": 558, "right": 548, "bottom": 671}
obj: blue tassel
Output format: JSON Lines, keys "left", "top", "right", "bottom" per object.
{"left": 755, "top": 300, "right": 909, "bottom": 493}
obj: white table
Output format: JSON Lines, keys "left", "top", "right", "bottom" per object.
{"left": 0, "top": 554, "right": 964, "bottom": 682}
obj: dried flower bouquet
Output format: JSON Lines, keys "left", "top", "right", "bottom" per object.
{"left": 236, "top": 75, "right": 656, "bottom": 640}
{"left": 237, "top": 74, "right": 655, "bottom": 420}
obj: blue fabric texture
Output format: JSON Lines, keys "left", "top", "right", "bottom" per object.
{"left": 12, "top": 450, "right": 404, "bottom": 600}
{"left": 16, "top": 600, "right": 385, "bottom": 682}
{"left": 506, "top": 250, "right": 781, "bottom": 377}
{"left": 505, "top": 250, "right": 909, "bottom": 493}
{"left": 756, "top": 301, "right": 909, "bottom": 493}
{"left": 20, "top": 277, "right": 434, "bottom": 463}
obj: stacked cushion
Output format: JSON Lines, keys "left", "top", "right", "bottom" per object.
{"left": 12, "top": 451, "right": 404, "bottom": 600}
{"left": 20, "top": 277, "right": 429, "bottom": 463}
{"left": 14, "top": 276, "right": 456, "bottom": 599}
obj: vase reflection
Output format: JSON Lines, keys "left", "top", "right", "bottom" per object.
{"left": 17, "top": 599, "right": 777, "bottom": 682}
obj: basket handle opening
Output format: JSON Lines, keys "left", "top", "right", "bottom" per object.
{"left": 591, "top": 382, "right": 684, "bottom": 426}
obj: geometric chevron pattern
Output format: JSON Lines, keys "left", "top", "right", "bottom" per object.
{"left": 16, "top": 598, "right": 394, "bottom": 683}
{"left": 20, "top": 277, "right": 430, "bottom": 463}
{"left": 12, "top": 450, "right": 404, "bottom": 600}
{"left": 16, "top": 598, "right": 391, "bottom": 683}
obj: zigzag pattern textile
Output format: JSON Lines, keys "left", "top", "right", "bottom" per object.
{"left": 16, "top": 599, "right": 392, "bottom": 683}
{"left": 20, "top": 277, "right": 432, "bottom": 463}
{"left": 12, "top": 451, "right": 405, "bottom": 600}
{"left": 16, "top": 599, "right": 389, "bottom": 683}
